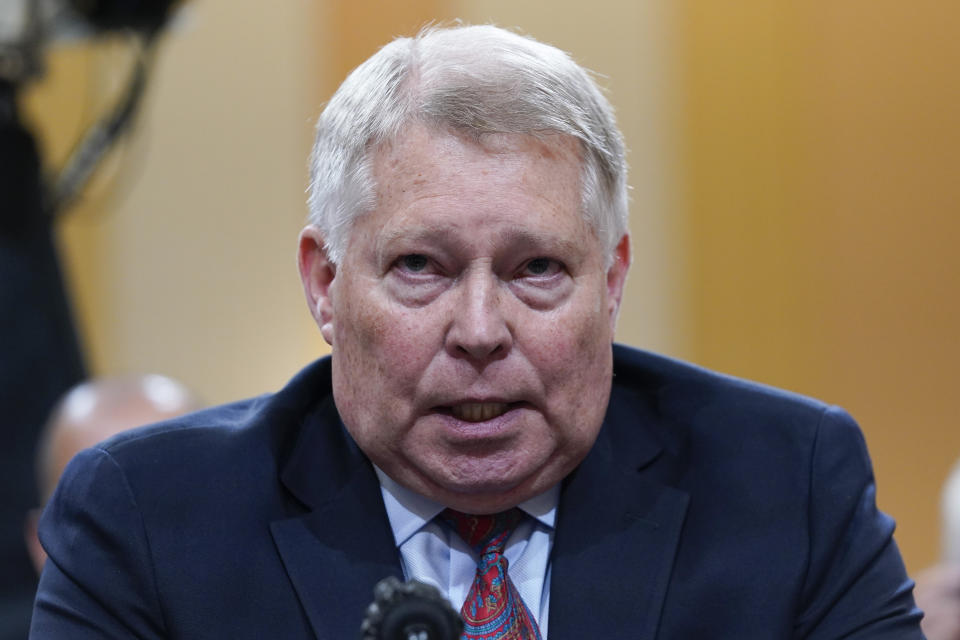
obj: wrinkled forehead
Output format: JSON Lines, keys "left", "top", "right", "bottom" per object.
{"left": 372, "top": 122, "right": 579, "bottom": 194}
{"left": 367, "top": 123, "right": 586, "bottom": 202}
{"left": 378, "top": 120, "right": 584, "bottom": 158}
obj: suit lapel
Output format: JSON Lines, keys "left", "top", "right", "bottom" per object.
{"left": 270, "top": 395, "right": 403, "bottom": 640}
{"left": 548, "top": 384, "right": 690, "bottom": 640}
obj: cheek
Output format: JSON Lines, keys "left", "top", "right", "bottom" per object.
{"left": 525, "top": 290, "right": 613, "bottom": 425}
{"left": 335, "top": 300, "right": 386, "bottom": 381}
{"left": 379, "top": 309, "right": 443, "bottom": 377}
{"left": 338, "top": 293, "right": 440, "bottom": 391}
{"left": 332, "top": 298, "right": 437, "bottom": 453}
{"left": 532, "top": 291, "right": 611, "bottom": 375}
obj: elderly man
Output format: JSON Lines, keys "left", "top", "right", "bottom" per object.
{"left": 31, "top": 25, "right": 922, "bottom": 639}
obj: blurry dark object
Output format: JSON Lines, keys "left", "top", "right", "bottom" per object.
{"left": 361, "top": 577, "right": 463, "bottom": 640}
{"left": 48, "top": 35, "right": 154, "bottom": 215}
{"left": 0, "top": 1, "right": 184, "bottom": 636}
{"left": 68, "top": 0, "right": 182, "bottom": 34}
{"left": 0, "top": 0, "right": 183, "bottom": 85}
{"left": 0, "top": 81, "right": 86, "bottom": 640}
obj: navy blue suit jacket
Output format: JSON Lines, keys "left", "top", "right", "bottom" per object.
{"left": 31, "top": 345, "right": 923, "bottom": 638}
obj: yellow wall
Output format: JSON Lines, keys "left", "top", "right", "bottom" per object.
{"left": 679, "top": 1, "right": 960, "bottom": 572}
{"left": 320, "top": 1, "right": 455, "bottom": 91}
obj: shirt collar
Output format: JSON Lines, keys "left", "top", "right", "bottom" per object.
{"left": 375, "top": 466, "right": 560, "bottom": 548}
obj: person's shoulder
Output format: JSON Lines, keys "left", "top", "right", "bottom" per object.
{"left": 611, "top": 343, "right": 851, "bottom": 438}
{"left": 96, "top": 356, "right": 335, "bottom": 470}
{"left": 97, "top": 395, "right": 268, "bottom": 453}
{"left": 608, "top": 345, "right": 868, "bottom": 506}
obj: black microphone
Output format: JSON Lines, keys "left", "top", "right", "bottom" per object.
{"left": 360, "top": 577, "right": 463, "bottom": 640}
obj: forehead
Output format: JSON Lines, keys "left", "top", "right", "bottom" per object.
{"left": 373, "top": 123, "right": 583, "bottom": 181}
{"left": 363, "top": 125, "right": 590, "bottom": 245}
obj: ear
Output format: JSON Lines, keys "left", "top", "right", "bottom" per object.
{"left": 297, "top": 225, "right": 336, "bottom": 345}
{"left": 605, "top": 233, "right": 631, "bottom": 333}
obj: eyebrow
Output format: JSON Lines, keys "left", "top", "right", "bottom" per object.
{"left": 377, "top": 225, "right": 453, "bottom": 250}
{"left": 376, "top": 224, "right": 585, "bottom": 258}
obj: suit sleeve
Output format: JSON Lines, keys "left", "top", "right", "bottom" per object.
{"left": 795, "top": 406, "right": 924, "bottom": 639}
{"left": 30, "top": 447, "right": 167, "bottom": 639}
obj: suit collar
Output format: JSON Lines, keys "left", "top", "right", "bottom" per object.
{"left": 271, "top": 462, "right": 403, "bottom": 640}
{"left": 270, "top": 360, "right": 404, "bottom": 639}
{"left": 548, "top": 376, "right": 690, "bottom": 640}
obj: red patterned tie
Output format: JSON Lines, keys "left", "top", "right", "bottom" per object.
{"left": 440, "top": 508, "right": 543, "bottom": 640}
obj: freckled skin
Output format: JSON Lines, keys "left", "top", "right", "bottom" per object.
{"left": 299, "top": 124, "right": 630, "bottom": 514}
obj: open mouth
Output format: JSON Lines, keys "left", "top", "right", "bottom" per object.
{"left": 442, "top": 402, "right": 515, "bottom": 422}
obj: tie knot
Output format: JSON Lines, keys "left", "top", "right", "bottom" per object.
{"left": 440, "top": 508, "right": 523, "bottom": 554}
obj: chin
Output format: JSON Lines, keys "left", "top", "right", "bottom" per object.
{"left": 392, "top": 445, "right": 568, "bottom": 510}
{"left": 426, "top": 463, "right": 554, "bottom": 512}
{"left": 445, "top": 475, "right": 525, "bottom": 496}
{"left": 439, "top": 489, "right": 533, "bottom": 515}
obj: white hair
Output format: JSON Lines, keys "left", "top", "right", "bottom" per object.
{"left": 307, "top": 24, "right": 628, "bottom": 266}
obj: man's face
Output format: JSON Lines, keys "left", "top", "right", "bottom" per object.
{"left": 299, "top": 124, "right": 630, "bottom": 514}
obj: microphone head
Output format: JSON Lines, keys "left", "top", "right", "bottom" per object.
{"left": 361, "top": 576, "right": 463, "bottom": 640}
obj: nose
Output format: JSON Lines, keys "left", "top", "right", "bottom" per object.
{"left": 445, "top": 268, "right": 512, "bottom": 363}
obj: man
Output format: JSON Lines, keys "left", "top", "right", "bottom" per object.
{"left": 31, "top": 25, "right": 923, "bottom": 638}
{"left": 24, "top": 374, "right": 201, "bottom": 574}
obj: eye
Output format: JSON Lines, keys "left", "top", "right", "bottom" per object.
{"left": 510, "top": 256, "right": 571, "bottom": 308}
{"left": 520, "top": 257, "right": 562, "bottom": 278}
{"left": 525, "top": 258, "right": 551, "bottom": 275}
{"left": 385, "top": 253, "right": 448, "bottom": 306}
{"left": 397, "top": 254, "right": 430, "bottom": 273}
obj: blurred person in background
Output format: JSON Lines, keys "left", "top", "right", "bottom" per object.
{"left": 915, "top": 463, "right": 960, "bottom": 640}
{"left": 24, "top": 374, "right": 201, "bottom": 573}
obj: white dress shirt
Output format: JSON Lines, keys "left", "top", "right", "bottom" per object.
{"left": 375, "top": 467, "right": 558, "bottom": 638}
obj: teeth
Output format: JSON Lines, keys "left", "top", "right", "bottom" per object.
{"left": 451, "top": 403, "right": 508, "bottom": 422}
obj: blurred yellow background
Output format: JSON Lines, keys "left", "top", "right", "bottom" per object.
{"left": 21, "top": 0, "right": 959, "bottom": 574}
